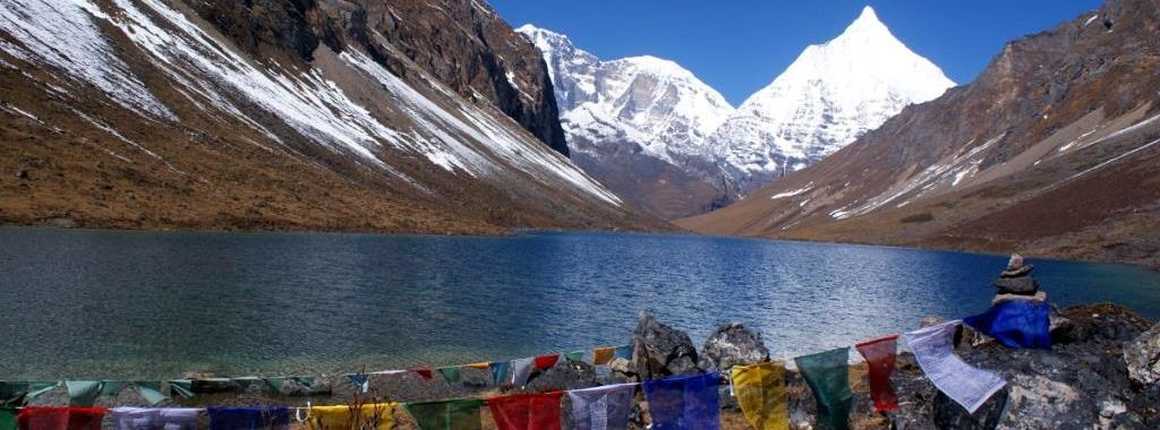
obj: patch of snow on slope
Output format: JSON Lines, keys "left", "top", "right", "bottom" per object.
{"left": 0, "top": 0, "right": 174, "bottom": 119}
{"left": 771, "top": 183, "right": 813, "bottom": 200}
{"left": 1058, "top": 128, "right": 1100, "bottom": 153}
{"left": 1084, "top": 15, "right": 1100, "bottom": 27}
{"left": 342, "top": 50, "right": 621, "bottom": 205}
{"left": 831, "top": 134, "right": 1004, "bottom": 220}
{"left": 97, "top": 0, "right": 396, "bottom": 165}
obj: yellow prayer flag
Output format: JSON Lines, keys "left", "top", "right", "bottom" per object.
{"left": 732, "top": 362, "right": 789, "bottom": 430}
{"left": 593, "top": 347, "right": 616, "bottom": 365}
{"left": 307, "top": 403, "right": 396, "bottom": 430}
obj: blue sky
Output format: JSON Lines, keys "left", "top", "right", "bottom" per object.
{"left": 491, "top": 0, "right": 1103, "bottom": 105}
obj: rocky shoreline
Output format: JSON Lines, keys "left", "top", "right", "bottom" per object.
{"left": 629, "top": 304, "right": 1159, "bottom": 430}
{"left": 12, "top": 304, "right": 1156, "bottom": 429}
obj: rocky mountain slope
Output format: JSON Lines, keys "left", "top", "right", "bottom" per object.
{"left": 517, "top": 25, "right": 737, "bottom": 219}
{"left": 520, "top": 8, "right": 952, "bottom": 219}
{"left": 679, "top": 0, "right": 1160, "bottom": 268}
{"left": 708, "top": 6, "right": 955, "bottom": 194}
{"left": 0, "top": 0, "right": 661, "bottom": 233}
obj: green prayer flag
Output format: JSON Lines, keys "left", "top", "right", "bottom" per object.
{"left": 795, "top": 347, "right": 854, "bottom": 430}
{"left": 100, "top": 381, "right": 127, "bottom": 397}
{"left": 232, "top": 377, "right": 262, "bottom": 391}
{"left": 66, "top": 381, "right": 103, "bottom": 407}
{"left": 438, "top": 367, "right": 462, "bottom": 385}
{"left": 405, "top": 399, "right": 483, "bottom": 430}
{"left": 1, "top": 408, "right": 16, "bottom": 430}
{"left": 167, "top": 380, "right": 194, "bottom": 399}
{"left": 134, "top": 382, "right": 169, "bottom": 405}
{"left": 565, "top": 351, "right": 585, "bottom": 362}
{"left": 263, "top": 377, "right": 285, "bottom": 393}
{"left": 0, "top": 382, "right": 58, "bottom": 405}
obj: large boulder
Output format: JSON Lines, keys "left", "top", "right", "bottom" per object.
{"left": 1124, "top": 324, "right": 1160, "bottom": 386}
{"left": 698, "top": 323, "right": 770, "bottom": 373}
{"left": 995, "top": 374, "right": 1093, "bottom": 430}
{"left": 632, "top": 312, "right": 700, "bottom": 379}
{"left": 526, "top": 359, "right": 598, "bottom": 392}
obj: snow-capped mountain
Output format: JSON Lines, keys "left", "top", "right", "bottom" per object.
{"left": 518, "top": 25, "right": 737, "bottom": 219}
{"left": 0, "top": 0, "right": 658, "bottom": 233}
{"left": 710, "top": 6, "right": 956, "bottom": 193}
{"left": 680, "top": 0, "right": 1160, "bottom": 268}
{"left": 518, "top": 8, "right": 953, "bottom": 217}
{"left": 518, "top": 25, "right": 734, "bottom": 165}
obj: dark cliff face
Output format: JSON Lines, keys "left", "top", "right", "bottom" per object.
{"left": 189, "top": 0, "right": 569, "bottom": 156}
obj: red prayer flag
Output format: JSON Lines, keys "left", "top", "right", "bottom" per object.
{"left": 856, "top": 334, "right": 901, "bottom": 413}
{"left": 533, "top": 354, "right": 560, "bottom": 370}
{"left": 412, "top": 368, "right": 434, "bottom": 380}
{"left": 18, "top": 407, "right": 107, "bottom": 430}
{"left": 488, "top": 392, "right": 565, "bottom": 430}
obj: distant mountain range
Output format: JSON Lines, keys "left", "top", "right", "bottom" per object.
{"left": 680, "top": 0, "right": 1160, "bottom": 268}
{"left": 0, "top": 0, "right": 662, "bottom": 233}
{"left": 519, "top": 7, "right": 954, "bottom": 219}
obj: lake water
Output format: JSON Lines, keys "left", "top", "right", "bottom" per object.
{"left": 1, "top": 228, "right": 1158, "bottom": 380}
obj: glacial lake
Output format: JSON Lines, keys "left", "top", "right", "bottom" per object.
{"left": 1, "top": 228, "right": 1158, "bottom": 380}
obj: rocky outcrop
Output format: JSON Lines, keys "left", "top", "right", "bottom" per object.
{"left": 698, "top": 323, "right": 770, "bottom": 373}
{"left": 1125, "top": 323, "right": 1160, "bottom": 385}
{"left": 632, "top": 312, "right": 701, "bottom": 379}
{"left": 191, "top": 0, "right": 567, "bottom": 156}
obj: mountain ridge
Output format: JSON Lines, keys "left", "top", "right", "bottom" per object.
{"left": 0, "top": 0, "right": 664, "bottom": 234}
{"left": 521, "top": 7, "right": 955, "bottom": 218}
{"left": 679, "top": 0, "right": 1160, "bottom": 269}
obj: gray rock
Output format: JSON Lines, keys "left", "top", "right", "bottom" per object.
{"left": 1123, "top": 323, "right": 1160, "bottom": 386}
{"left": 1099, "top": 398, "right": 1129, "bottom": 429}
{"left": 996, "top": 374, "right": 1092, "bottom": 430}
{"left": 698, "top": 322, "right": 770, "bottom": 373}
{"left": 632, "top": 311, "right": 700, "bottom": 379}
{"left": 932, "top": 388, "right": 1008, "bottom": 430}
{"left": 526, "top": 359, "right": 598, "bottom": 392}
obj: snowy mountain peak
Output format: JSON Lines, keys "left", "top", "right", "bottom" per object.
{"left": 518, "top": 25, "right": 734, "bottom": 163}
{"left": 848, "top": 6, "right": 884, "bottom": 32}
{"left": 710, "top": 5, "right": 955, "bottom": 193}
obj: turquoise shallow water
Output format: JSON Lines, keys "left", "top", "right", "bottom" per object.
{"left": 1, "top": 228, "right": 1157, "bottom": 379}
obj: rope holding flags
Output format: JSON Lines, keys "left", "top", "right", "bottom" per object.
{"left": 731, "top": 362, "right": 789, "bottom": 430}
{"left": 795, "top": 348, "right": 853, "bottom": 430}
{"left": 855, "top": 335, "right": 900, "bottom": 413}
{"left": 0, "top": 306, "right": 1028, "bottom": 430}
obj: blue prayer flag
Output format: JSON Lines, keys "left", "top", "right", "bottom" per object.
{"left": 642, "top": 373, "right": 720, "bottom": 430}
{"left": 964, "top": 299, "right": 1052, "bottom": 349}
